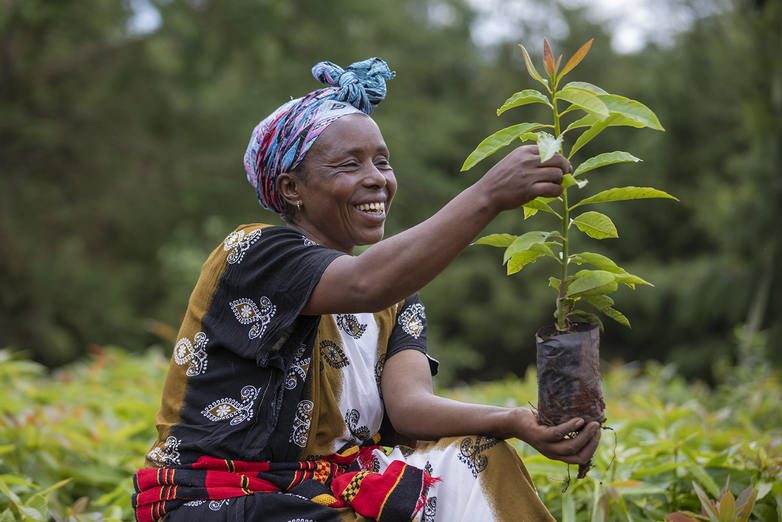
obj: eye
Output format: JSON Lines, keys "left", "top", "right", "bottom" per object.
{"left": 375, "top": 158, "right": 392, "bottom": 168}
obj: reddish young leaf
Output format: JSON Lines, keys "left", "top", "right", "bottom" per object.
{"left": 559, "top": 39, "right": 594, "bottom": 79}
{"left": 543, "top": 38, "right": 556, "bottom": 77}
{"left": 666, "top": 514, "right": 697, "bottom": 522}
{"left": 555, "top": 55, "right": 562, "bottom": 74}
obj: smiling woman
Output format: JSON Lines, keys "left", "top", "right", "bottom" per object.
{"left": 132, "top": 58, "right": 599, "bottom": 522}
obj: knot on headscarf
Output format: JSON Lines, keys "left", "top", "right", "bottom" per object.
{"left": 312, "top": 58, "right": 395, "bottom": 115}
{"left": 244, "top": 58, "right": 395, "bottom": 215}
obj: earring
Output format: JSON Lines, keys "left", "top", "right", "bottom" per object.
{"left": 297, "top": 202, "right": 302, "bottom": 211}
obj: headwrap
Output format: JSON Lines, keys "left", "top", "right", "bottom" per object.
{"left": 244, "top": 58, "right": 396, "bottom": 215}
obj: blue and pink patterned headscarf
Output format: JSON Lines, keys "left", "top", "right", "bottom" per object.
{"left": 244, "top": 58, "right": 395, "bottom": 215}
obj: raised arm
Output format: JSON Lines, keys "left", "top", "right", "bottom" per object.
{"left": 302, "top": 145, "right": 570, "bottom": 315}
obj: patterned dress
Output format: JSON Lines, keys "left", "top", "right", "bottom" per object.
{"left": 135, "top": 224, "right": 555, "bottom": 522}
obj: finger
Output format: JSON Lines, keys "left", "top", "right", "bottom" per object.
{"left": 545, "top": 417, "right": 585, "bottom": 441}
{"left": 532, "top": 166, "right": 566, "bottom": 184}
{"left": 540, "top": 152, "right": 572, "bottom": 173}
{"left": 545, "top": 424, "right": 601, "bottom": 465}
{"left": 572, "top": 425, "right": 601, "bottom": 464}
{"left": 566, "top": 423, "right": 601, "bottom": 462}
{"left": 530, "top": 181, "right": 563, "bottom": 199}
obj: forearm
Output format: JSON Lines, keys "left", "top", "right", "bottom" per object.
{"left": 358, "top": 184, "right": 498, "bottom": 302}
{"left": 387, "top": 392, "right": 528, "bottom": 442}
{"left": 382, "top": 351, "right": 600, "bottom": 465}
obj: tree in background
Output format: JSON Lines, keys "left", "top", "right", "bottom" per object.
{"left": 0, "top": 0, "right": 778, "bottom": 383}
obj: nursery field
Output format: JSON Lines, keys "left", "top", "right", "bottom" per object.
{"left": 1, "top": 346, "right": 780, "bottom": 522}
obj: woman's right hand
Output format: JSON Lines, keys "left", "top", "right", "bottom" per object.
{"left": 476, "top": 145, "right": 571, "bottom": 213}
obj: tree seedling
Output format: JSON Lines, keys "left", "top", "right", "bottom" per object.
{"left": 463, "top": 38, "right": 677, "bottom": 333}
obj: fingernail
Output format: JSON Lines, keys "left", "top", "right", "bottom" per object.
{"left": 575, "top": 419, "right": 584, "bottom": 428}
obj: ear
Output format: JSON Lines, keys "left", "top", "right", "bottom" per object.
{"left": 277, "top": 173, "right": 301, "bottom": 207}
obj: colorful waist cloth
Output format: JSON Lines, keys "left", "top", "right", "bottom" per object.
{"left": 132, "top": 441, "right": 437, "bottom": 522}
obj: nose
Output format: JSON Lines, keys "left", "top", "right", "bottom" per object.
{"left": 363, "top": 164, "right": 388, "bottom": 189}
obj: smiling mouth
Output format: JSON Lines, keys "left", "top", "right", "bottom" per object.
{"left": 354, "top": 202, "right": 385, "bottom": 215}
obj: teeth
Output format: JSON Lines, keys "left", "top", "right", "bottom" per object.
{"left": 355, "top": 202, "right": 385, "bottom": 212}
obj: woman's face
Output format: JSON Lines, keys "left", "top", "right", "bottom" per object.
{"left": 290, "top": 113, "right": 397, "bottom": 254}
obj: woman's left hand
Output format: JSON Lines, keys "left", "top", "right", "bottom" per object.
{"left": 506, "top": 408, "right": 601, "bottom": 467}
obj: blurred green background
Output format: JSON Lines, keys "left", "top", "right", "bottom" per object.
{"left": 1, "top": 0, "right": 779, "bottom": 384}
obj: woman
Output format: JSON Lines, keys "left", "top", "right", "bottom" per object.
{"left": 133, "top": 58, "right": 600, "bottom": 522}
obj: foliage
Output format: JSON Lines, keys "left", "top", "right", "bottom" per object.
{"left": 0, "top": 347, "right": 167, "bottom": 521}
{"left": 463, "top": 38, "right": 677, "bottom": 332}
{"left": 2, "top": 346, "right": 780, "bottom": 521}
{"left": 666, "top": 477, "right": 758, "bottom": 522}
{"left": 442, "top": 359, "right": 782, "bottom": 522}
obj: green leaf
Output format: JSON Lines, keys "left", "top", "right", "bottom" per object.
{"left": 558, "top": 39, "right": 593, "bottom": 80}
{"left": 519, "top": 44, "right": 548, "bottom": 87}
{"left": 522, "top": 197, "right": 560, "bottom": 219}
{"left": 562, "top": 494, "right": 576, "bottom": 522}
{"left": 474, "top": 233, "right": 517, "bottom": 247}
{"left": 26, "top": 496, "right": 48, "bottom": 522}
{"left": 528, "top": 242, "right": 557, "bottom": 259}
{"left": 597, "top": 94, "right": 665, "bottom": 130}
{"left": 689, "top": 466, "right": 721, "bottom": 499}
{"left": 537, "top": 133, "right": 563, "bottom": 162}
{"left": 568, "top": 113, "right": 619, "bottom": 158}
{"left": 693, "top": 482, "right": 721, "bottom": 522}
{"left": 564, "top": 113, "right": 644, "bottom": 134}
{"left": 613, "top": 273, "right": 653, "bottom": 289}
{"left": 17, "top": 506, "right": 44, "bottom": 521}
{"left": 0, "top": 476, "right": 22, "bottom": 504}
{"left": 561, "top": 81, "right": 608, "bottom": 95}
{"left": 507, "top": 250, "right": 545, "bottom": 274}
{"left": 461, "top": 123, "right": 546, "bottom": 171}
{"left": 549, "top": 277, "right": 561, "bottom": 290}
{"left": 523, "top": 207, "right": 538, "bottom": 219}
{"left": 570, "top": 252, "right": 627, "bottom": 274}
{"left": 497, "top": 90, "right": 552, "bottom": 115}
{"left": 572, "top": 211, "right": 618, "bottom": 239}
{"left": 566, "top": 270, "right": 618, "bottom": 297}
{"left": 585, "top": 295, "right": 631, "bottom": 328}
{"left": 572, "top": 151, "right": 642, "bottom": 177}
{"left": 568, "top": 309, "right": 605, "bottom": 330}
{"left": 556, "top": 88, "right": 609, "bottom": 121}
{"left": 718, "top": 491, "right": 734, "bottom": 522}
{"left": 503, "top": 231, "right": 550, "bottom": 264}
{"left": 562, "top": 174, "right": 588, "bottom": 189}
{"left": 30, "top": 478, "right": 72, "bottom": 499}
{"left": 572, "top": 186, "right": 679, "bottom": 208}
{"left": 0, "top": 475, "right": 35, "bottom": 488}
{"left": 591, "top": 482, "right": 605, "bottom": 522}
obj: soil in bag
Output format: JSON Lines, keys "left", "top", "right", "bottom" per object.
{"left": 536, "top": 323, "right": 606, "bottom": 478}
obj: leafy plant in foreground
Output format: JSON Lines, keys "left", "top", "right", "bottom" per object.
{"left": 666, "top": 478, "right": 758, "bottom": 522}
{"left": 463, "top": 38, "right": 678, "bottom": 331}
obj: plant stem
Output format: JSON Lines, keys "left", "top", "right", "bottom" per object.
{"left": 558, "top": 189, "right": 569, "bottom": 330}
{"left": 552, "top": 90, "right": 568, "bottom": 331}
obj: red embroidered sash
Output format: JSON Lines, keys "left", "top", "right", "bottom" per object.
{"left": 132, "top": 444, "right": 437, "bottom": 522}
